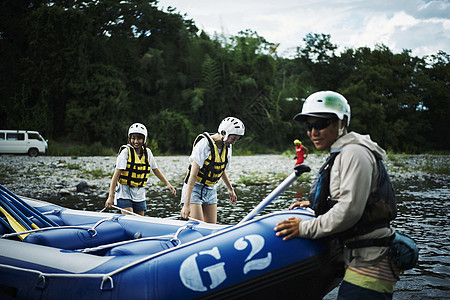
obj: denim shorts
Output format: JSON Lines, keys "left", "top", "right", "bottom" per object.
{"left": 117, "top": 198, "right": 146, "bottom": 211}
{"left": 189, "top": 182, "right": 218, "bottom": 205}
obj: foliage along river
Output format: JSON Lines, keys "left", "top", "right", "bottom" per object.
{"left": 0, "top": 154, "right": 449, "bottom": 299}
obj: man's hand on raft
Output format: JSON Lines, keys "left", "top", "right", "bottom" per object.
{"left": 274, "top": 217, "right": 301, "bottom": 241}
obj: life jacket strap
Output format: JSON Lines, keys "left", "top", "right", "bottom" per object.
{"left": 345, "top": 234, "right": 394, "bottom": 249}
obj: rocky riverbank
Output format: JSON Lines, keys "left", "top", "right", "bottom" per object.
{"left": 0, "top": 154, "right": 449, "bottom": 202}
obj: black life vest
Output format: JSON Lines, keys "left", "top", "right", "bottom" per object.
{"left": 309, "top": 147, "right": 397, "bottom": 243}
{"left": 184, "top": 133, "right": 228, "bottom": 187}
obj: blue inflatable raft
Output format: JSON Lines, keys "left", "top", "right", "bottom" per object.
{"left": 0, "top": 166, "right": 343, "bottom": 299}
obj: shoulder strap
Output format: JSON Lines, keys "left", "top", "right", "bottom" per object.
{"left": 311, "top": 152, "right": 340, "bottom": 216}
{"left": 345, "top": 234, "right": 394, "bottom": 249}
{"left": 199, "top": 132, "right": 216, "bottom": 162}
{"left": 118, "top": 144, "right": 131, "bottom": 154}
{"left": 118, "top": 144, "right": 134, "bottom": 186}
{"left": 200, "top": 132, "right": 214, "bottom": 148}
{"left": 184, "top": 133, "right": 215, "bottom": 184}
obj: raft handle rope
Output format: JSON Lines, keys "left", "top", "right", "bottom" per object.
{"left": 170, "top": 222, "right": 199, "bottom": 246}
{"left": 41, "top": 209, "right": 62, "bottom": 215}
{"left": 1, "top": 216, "right": 120, "bottom": 240}
{"left": 1, "top": 211, "right": 313, "bottom": 293}
{"left": 0, "top": 264, "right": 114, "bottom": 291}
{"left": 100, "top": 275, "right": 114, "bottom": 290}
{"left": 79, "top": 235, "right": 174, "bottom": 253}
{"left": 104, "top": 205, "right": 208, "bottom": 224}
{"left": 1, "top": 251, "right": 180, "bottom": 293}
{"left": 164, "top": 214, "right": 207, "bottom": 224}
{"left": 102, "top": 204, "right": 150, "bottom": 218}
{"left": 1, "top": 225, "right": 92, "bottom": 239}
{"left": 89, "top": 216, "right": 122, "bottom": 237}
{"left": 80, "top": 222, "right": 200, "bottom": 253}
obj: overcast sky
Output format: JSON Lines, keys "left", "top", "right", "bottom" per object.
{"left": 157, "top": 0, "right": 450, "bottom": 58}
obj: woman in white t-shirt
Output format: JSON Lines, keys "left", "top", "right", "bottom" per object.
{"left": 180, "top": 117, "right": 245, "bottom": 223}
{"left": 105, "top": 123, "right": 176, "bottom": 215}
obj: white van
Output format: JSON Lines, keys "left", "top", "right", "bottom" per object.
{"left": 0, "top": 130, "right": 48, "bottom": 157}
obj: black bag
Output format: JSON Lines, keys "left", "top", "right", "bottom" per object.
{"left": 389, "top": 232, "right": 419, "bottom": 270}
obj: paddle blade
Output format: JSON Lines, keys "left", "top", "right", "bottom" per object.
{"left": 0, "top": 206, "right": 29, "bottom": 240}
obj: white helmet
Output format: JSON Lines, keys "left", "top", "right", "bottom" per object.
{"left": 218, "top": 117, "right": 245, "bottom": 141}
{"left": 293, "top": 91, "right": 351, "bottom": 126}
{"left": 128, "top": 123, "right": 148, "bottom": 141}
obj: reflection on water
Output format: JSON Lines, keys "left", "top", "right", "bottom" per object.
{"left": 43, "top": 175, "right": 449, "bottom": 299}
{"left": 391, "top": 180, "right": 450, "bottom": 300}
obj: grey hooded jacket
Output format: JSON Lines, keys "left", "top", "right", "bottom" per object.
{"left": 299, "top": 131, "right": 395, "bottom": 267}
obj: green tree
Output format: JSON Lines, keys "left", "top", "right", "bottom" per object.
{"left": 419, "top": 51, "right": 450, "bottom": 151}
{"left": 147, "top": 109, "right": 197, "bottom": 154}
{"left": 1, "top": 0, "right": 448, "bottom": 154}
{"left": 341, "top": 46, "right": 428, "bottom": 151}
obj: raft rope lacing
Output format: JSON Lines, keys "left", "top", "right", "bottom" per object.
{"left": 0, "top": 207, "right": 208, "bottom": 291}
{"left": 0, "top": 215, "right": 120, "bottom": 239}
{"left": 0, "top": 263, "right": 116, "bottom": 290}
{"left": 0, "top": 221, "right": 201, "bottom": 292}
{"left": 0, "top": 220, "right": 204, "bottom": 292}
{"left": 0, "top": 210, "right": 314, "bottom": 292}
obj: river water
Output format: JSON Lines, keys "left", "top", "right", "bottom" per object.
{"left": 0, "top": 154, "right": 449, "bottom": 299}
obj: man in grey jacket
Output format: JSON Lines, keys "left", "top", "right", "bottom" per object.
{"left": 275, "top": 91, "right": 399, "bottom": 299}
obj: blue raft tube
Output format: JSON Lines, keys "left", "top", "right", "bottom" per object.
{"left": 0, "top": 165, "right": 344, "bottom": 299}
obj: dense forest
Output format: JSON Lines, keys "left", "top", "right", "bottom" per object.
{"left": 1, "top": 0, "right": 449, "bottom": 154}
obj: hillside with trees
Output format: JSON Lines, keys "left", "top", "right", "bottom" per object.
{"left": 1, "top": 0, "right": 448, "bottom": 154}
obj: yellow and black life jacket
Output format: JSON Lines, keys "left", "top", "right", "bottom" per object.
{"left": 184, "top": 133, "right": 228, "bottom": 187}
{"left": 118, "top": 144, "right": 151, "bottom": 187}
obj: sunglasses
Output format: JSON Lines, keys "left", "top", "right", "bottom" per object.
{"left": 305, "top": 118, "right": 336, "bottom": 132}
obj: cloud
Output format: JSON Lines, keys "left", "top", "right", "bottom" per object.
{"left": 416, "top": 0, "right": 450, "bottom": 19}
{"left": 157, "top": 0, "right": 450, "bottom": 58}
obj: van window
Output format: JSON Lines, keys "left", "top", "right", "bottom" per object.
{"left": 28, "top": 133, "right": 44, "bottom": 141}
{"left": 0, "top": 133, "right": 4, "bottom": 140}
{"left": 7, "top": 133, "right": 25, "bottom": 141}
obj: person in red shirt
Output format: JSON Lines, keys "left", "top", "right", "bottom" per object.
{"left": 294, "top": 139, "right": 309, "bottom": 165}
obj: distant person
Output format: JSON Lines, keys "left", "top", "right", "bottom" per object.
{"left": 293, "top": 139, "right": 309, "bottom": 165}
{"left": 275, "top": 91, "right": 400, "bottom": 299}
{"left": 105, "top": 123, "right": 176, "bottom": 216}
{"left": 180, "top": 117, "right": 245, "bottom": 223}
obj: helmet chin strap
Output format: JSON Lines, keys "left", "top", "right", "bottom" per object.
{"left": 337, "top": 119, "right": 346, "bottom": 137}
{"left": 221, "top": 131, "right": 227, "bottom": 142}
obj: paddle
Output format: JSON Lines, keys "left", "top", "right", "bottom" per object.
{"left": 238, "top": 164, "right": 311, "bottom": 224}
{"left": 0, "top": 205, "right": 30, "bottom": 240}
{"left": 0, "top": 194, "right": 39, "bottom": 230}
{"left": 0, "top": 214, "right": 14, "bottom": 232}
{"left": 0, "top": 184, "right": 58, "bottom": 227}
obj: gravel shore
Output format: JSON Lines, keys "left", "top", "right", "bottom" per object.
{"left": 1, "top": 154, "right": 448, "bottom": 201}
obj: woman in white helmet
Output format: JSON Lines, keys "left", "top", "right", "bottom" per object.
{"left": 275, "top": 91, "right": 401, "bottom": 298}
{"left": 105, "top": 123, "right": 176, "bottom": 216}
{"left": 180, "top": 117, "right": 245, "bottom": 223}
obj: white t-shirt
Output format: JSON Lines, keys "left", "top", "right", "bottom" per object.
{"left": 189, "top": 137, "right": 231, "bottom": 170}
{"left": 181, "top": 136, "right": 231, "bottom": 203}
{"left": 114, "top": 147, "right": 158, "bottom": 202}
